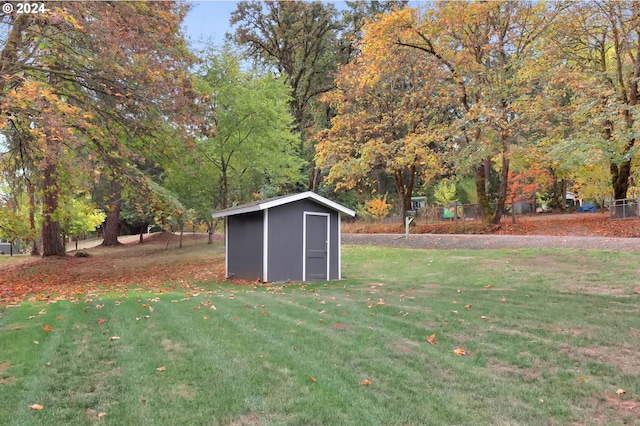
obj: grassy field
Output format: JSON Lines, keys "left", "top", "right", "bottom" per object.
{"left": 1, "top": 243, "right": 639, "bottom": 425}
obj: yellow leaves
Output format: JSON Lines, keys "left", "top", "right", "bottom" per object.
{"left": 359, "top": 379, "right": 372, "bottom": 386}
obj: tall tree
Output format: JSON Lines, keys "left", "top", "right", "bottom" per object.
{"left": 552, "top": 1, "right": 640, "bottom": 200}
{"left": 316, "top": 18, "right": 443, "bottom": 219}
{"left": 0, "top": 2, "right": 199, "bottom": 255}
{"left": 380, "top": 2, "right": 561, "bottom": 223}
{"left": 229, "top": 1, "right": 343, "bottom": 191}
{"left": 166, "top": 50, "right": 305, "bottom": 238}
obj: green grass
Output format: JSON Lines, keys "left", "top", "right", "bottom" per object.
{"left": 1, "top": 246, "right": 640, "bottom": 425}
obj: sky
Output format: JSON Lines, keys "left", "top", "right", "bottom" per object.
{"left": 182, "top": 1, "right": 356, "bottom": 49}
{"left": 181, "top": 1, "right": 240, "bottom": 49}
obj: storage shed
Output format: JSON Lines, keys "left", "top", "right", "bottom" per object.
{"left": 212, "top": 192, "right": 355, "bottom": 283}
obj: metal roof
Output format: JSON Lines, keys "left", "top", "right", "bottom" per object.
{"left": 212, "top": 191, "right": 356, "bottom": 218}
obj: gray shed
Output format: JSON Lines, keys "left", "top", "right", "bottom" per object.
{"left": 212, "top": 192, "right": 355, "bottom": 283}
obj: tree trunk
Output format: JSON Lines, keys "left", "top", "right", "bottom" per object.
{"left": 392, "top": 166, "right": 415, "bottom": 220}
{"left": 491, "top": 152, "right": 510, "bottom": 225}
{"left": 611, "top": 160, "right": 632, "bottom": 200}
{"left": 25, "top": 177, "right": 39, "bottom": 256}
{"left": 474, "top": 162, "right": 492, "bottom": 222}
{"left": 102, "top": 181, "right": 122, "bottom": 246}
{"left": 41, "top": 159, "right": 66, "bottom": 257}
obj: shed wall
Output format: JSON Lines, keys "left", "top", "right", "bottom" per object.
{"left": 267, "top": 199, "right": 339, "bottom": 282}
{"left": 227, "top": 211, "right": 263, "bottom": 280}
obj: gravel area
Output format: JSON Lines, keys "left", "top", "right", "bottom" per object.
{"left": 342, "top": 233, "right": 640, "bottom": 252}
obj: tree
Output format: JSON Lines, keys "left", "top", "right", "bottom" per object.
{"left": 56, "top": 196, "right": 105, "bottom": 250}
{"left": 551, "top": 1, "right": 640, "bottom": 200}
{"left": 165, "top": 50, "right": 305, "bottom": 239}
{"left": 229, "top": 1, "right": 345, "bottom": 191}
{"left": 315, "top": 16, "right": 443, "bottom": 219}
{"left": 380, "top": 2, "right": 562, "bottom": 223}
{"left": 0, "top": 2, "right": 199, "bottom": 256}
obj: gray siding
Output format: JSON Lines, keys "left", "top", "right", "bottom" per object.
{"left": 267, "top": 199, "right": 340, "bottom": 282}
{"left": 227, "top": 212, "right": 263, "bottom": 281}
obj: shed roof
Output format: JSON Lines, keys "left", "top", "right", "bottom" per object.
{"left": 212, "top": 191, "right": 356, "bottom": 218}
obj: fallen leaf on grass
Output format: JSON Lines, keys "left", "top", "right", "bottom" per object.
{"left": 577, "top": 377, "right": 584, "bottom": 382}
{"left": 484, "top": 284, "right": 493, "bottom": 289}
{"left": 453, "top": 348, "right": 466, "bottom": 356}
{"left": 616, "top": 389, "right": 626, "bottom": 395}
{"left": 56, "top": 315, "right": 64, "bottom": 319}
{"left": 480, "top": 316, "right": 488, "bottom": 320}
{"left": 427, "top": 333, "right": 438, "bottom": 345}
{"left": 260, "top": 311, "right": 268, "bottom": 315}
{"left": 464, "top": 304, "right": 472, "bottom": 310}
{"left": 98, "top": 317, "right": 106, "bottom": 324}
{"left": 309, "top": 377, "right": 316, "bottom": 382}
{"left": 156, "top": 366, "right": 166, "bottom": 372}
{"left": 33, "top": 341, "right": 39, "bottom": 345}
{"left": 108, "top": 336, "right": 120, "bottom": 341}
{"left": 501, "top": 295, "right": 506, "bottom": 303}
{"left": 27, "top": 315, "right": 35, "bottom": 320}
{"left": 359, "top": 379, "right": 371, "bottom": 386}
{"left": 203, "top": 315, "right": 209, "bottom": 320}
{"left": 29, "top": 404, "right": 44, "bottom": 410}
{"left": 43, "top": 325, "right": 54, "bottom": 332}
{"left": 38, "top": 309, "right": 46, "bottom": 315}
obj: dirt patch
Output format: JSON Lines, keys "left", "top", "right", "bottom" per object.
{"left": 161, "top": 338, "right": 188, "bottom": 357}
{"left": 603, "top": 393, "right": 639, "bottom": 411}
{"left": 172, "top": 384, "right": 197, "bottom": 399}
{"left": 227, "top": 413, "right": 267, "bottom": 426}
{"left": 566, "top": 346, "right": 640, "bottom": 375}
{"left": 385, "top": 338, "right": 419, "bottom": 355}
{"left": 0, "top": 362, "right": 11, "bottom": 384}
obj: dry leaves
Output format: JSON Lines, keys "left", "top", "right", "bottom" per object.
{"left": 616, "top": 388, "right": 626, "bottom": 395}
{"left": 427, "top": 333, "right": 438, "bottom": 345}
{"left": 156, "top": 366, "right": 167, "bottom": 372}
{"left": 453, "top": 348, "right": 466, "bottom": 356}
{"left": 108, "top": 336, "right": 120, "bottom": 341}
{"left": 28, "top": 404, "right": 44, "bottom": 410}
{"left": 42, "top": 325, "right": 54, "bottom": 332}
{"left": 359, "top": 379, "right": 372, "bottom": 386}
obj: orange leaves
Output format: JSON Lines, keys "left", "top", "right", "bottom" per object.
{"left": 309, "top": 377, "right": 317, "bottom": 383}
{"left": 98, "top": 317, "right": 106, "bottom": 324}
{"left": 42, "top": 325, "right": 54, "bottom": 332}
{"left": 453, "top": 348, "right": 466, "bottom": 356}
{"left": 359, "top": 379, "right": 372, "bottom": 386}
{"left": 28, "top": 404, "right": 44, "bottom": 410}
{"left": 427, "top": 333, "right": 438, "bottom": 345}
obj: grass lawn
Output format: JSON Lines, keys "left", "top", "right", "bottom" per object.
{"left": 1, "top": 243, "right": 639, "bottom": 425}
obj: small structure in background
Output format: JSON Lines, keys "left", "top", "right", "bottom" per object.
{"left": 212, "top": 192, "right": 355, "bottom": 283}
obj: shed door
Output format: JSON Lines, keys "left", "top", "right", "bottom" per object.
{"left": 303, "top": 212, "right": 330, "bottom": 281}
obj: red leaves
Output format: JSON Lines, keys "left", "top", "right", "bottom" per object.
{"left": 42, "top": 324, "right": 54, "bottom": 332}
{"left": 98, "top": 317, "right": 106, "bottom": 324}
